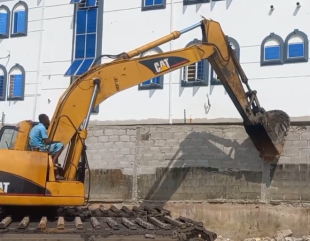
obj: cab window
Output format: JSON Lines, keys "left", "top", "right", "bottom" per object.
{"left": 0, "top": 126, "right": 18, "bottom": 149}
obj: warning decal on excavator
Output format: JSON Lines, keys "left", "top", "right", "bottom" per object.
{"left": 139, "top": 56, "right": 190, "bottom": 74}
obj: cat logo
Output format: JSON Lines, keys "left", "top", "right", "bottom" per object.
{"left": 0, "top": 182, "right": 10, "bottom": 193}
{"left": 139, "top": 56, "right": 190, "bottom": 75}
{"left": 154, "top": 58, "right": 170, "bottom": 73}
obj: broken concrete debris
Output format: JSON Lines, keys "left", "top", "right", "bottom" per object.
{"left": 215, "top": 229, "right": 310, "bottom": 241}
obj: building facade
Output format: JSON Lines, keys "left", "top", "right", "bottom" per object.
{"left": 0, "top": 0, "right": 309, "bottom": 124}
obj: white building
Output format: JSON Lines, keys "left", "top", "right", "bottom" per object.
{"left": 0, "top": 0, "right": 309, "bottom": 124}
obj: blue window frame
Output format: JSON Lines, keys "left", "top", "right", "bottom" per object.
{"left": 8, "top": 64, "right": 25, "bottom": 101}
{"left": 0, "top": 76, "right": 5, "bottom": 101}
{"left": 68, "top": 0, "right": 101, "bottom": 113}
{"left": 260, "top": 33, "right": 284, "bottom": 66}
{"left": 181, "top": 39, "right": 208, "bottom": 88}
{"left": 265, "top": 46, "right": 280, "bottom": 60}
{"left": 0, "top": 6, "right": 10, "bottom": 39}
{"left": 0, "top": 65, "right": 7, "bottom": 101}
{"left": 284, "top": 30, "right": 308, "bottom": 64}
{"left": 138, "top": 47, "right": 164, "bottom": 91}
{"left": 70, "top": 0, "right": 97, "bottom": 6}
{"left": 142, "top": 0, "right": 166, "bottom": 11}
{"left": 65, "top": 3, "right": 98, "bottom": 76}
{"left": 288, "top": 43, "right": 303, "bottom": 58}
{"left": 11, "top": 1, "right": 28, "bottom": 37}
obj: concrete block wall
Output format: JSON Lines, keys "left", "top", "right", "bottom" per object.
{"left": 84, "top": 123, "right": 310, "bottom": 203}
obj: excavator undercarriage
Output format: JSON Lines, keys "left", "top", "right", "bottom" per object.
{"left": 0, "top": 205, "right": 217, "bottom": 241}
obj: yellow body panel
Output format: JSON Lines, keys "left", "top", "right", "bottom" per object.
{"left": 0, "top": 149, "right": 48, "bottom": 188}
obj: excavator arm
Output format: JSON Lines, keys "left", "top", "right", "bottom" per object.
{"left": 48, "top": 18, "right": 290, "bottom": 180}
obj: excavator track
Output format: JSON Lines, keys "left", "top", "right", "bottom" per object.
{"left": 0, "top": 205, "right": 217, "bottom": 241}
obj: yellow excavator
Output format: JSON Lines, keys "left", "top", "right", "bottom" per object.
{"left": 0, "top": 18, "right": 290, "bottom": 241}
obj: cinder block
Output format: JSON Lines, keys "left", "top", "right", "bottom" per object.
{"left": 286, "top": 132, "right": 301, "bottom": 141}
{"left": 173, "top": 132, "right": 187, "bottom": 139}
{"left": 151, "top": 132, "right": 162, "bottom": 139}
{"left": 126, "top": 129, "right": 136, "bottom": 135}
{"left": 153, "top": 153, "right": 165, "bottom": 161}
{"left": 93, "top": 130, "right": 103, "bottom": 137}
{"left": 179, "top": 139, "right": 191, "bottom": 146}
{"left": 301, "top": 148, "right": 310, "bottom": 155}
{"left": 120, "top": 148, "right": 131, "bottom": 154}
{"left": 124, "top": 155, "right": 135, "bottom": 162}
{"left": 165, "top": 139, "right": 178, "bottom": 146}
{"left": 104, "top": 129, "right": 114, "bottom": 136}
{"left": 113, "top": 154, "right": 125, "bottom": 160}
{"left": 142, "top": 154, "right": 153, "bottom": 161}
{"left": 236, "top": 132, "right": 248, "bottom": 140}
{"left": 215, "top": 153, "right": 231, "bottom": 161}
{"left": 97, "top": 149, "right": 109, "bottom": 155}
{"left": 125, "top": 142, "right": 135, "bottom": 148}
{"left": 114, "top": 142, "right": 125, "bottom": 148}
{"left": 190, "top": 139, "right": 204, "bottom": 146}
{"left": 164, "top": 152, "right": 182, "bottom": 160}
{"left": 198, "top": 132, "right": 210, "bottom": 139}
{"left": 210, "top": 131, "right": 224, "bottom": 139}
{"left": 301, "top": 132, "right": 310, "bottom": 140}
{"left": 119, "top": 161, "right": 132, "bottom": 168}
{"left": 149, "top": 147, "right": 160, "bottom": 153}
{"left": 278, "top": 156, "right": 292, "bottom": 164}
{"left": 293, "top": 155, "right": 308, "bottom": 164}
{"left": 291, "top": 141, "right": 308, "bottom": 148}
{"left": 108, "top": 135, "right": 119, "bottom": 142}
{"left": 109, "top": 148, "right": 118, "bottom": 154}
{"left": 154, "top": 140, "right": 166, "bottom": 146}
{"left": 98, "top": 136, "right": 108, "bottom": 142}
{"left": 141, "top": 140, "right": 154, "bottom": 146}
{"left": 86, "top": 136, "right": 98, "bottom": 144}
{"left": 224, "top": 132, "right": 237, "bottom": 139}
{"left": 186, "top": 132, "right": 199, "bottom": 139}
{"left": 196, "top": 159, "right": 210, "bottom": 167}
{"left": 114, "top": 129, "right": 126, "bottom": 135}
{"left": 103, "top": 142, "right": 114, "bottom": 148}
{"left": 285, "top": 148, "right": 300, "bottom": 156}
{"left": 120, "top": 135, "right": 130, "bottom": 142}
{"left": 161, "top": 132, "right": 173, "bottom": 139}
{"left": 160, "top": 146, "right": 172, "bottom": 153}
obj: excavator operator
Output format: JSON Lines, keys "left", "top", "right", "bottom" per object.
{"left": 29, "top": 114, "right": 64, "bottom": 180}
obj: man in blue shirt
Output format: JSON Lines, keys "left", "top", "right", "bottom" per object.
{"left": 29, "top": 114, "right": 64, "bottom": 179}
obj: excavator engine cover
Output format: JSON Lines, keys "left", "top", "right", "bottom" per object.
{"left": 244, "top": 110, "right": 290, "bottom": 161}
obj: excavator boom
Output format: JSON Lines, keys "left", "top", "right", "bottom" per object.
{"left": 48, "top": 18, "right": 289, "bottom": 180}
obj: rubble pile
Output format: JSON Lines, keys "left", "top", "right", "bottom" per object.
{"left": 215, "top": 229, "right": 310, "bottom": 241}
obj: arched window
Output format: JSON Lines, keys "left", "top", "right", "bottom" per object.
{"left": 138, "top": 47, "right": 164, "bottom": 91}
{"left": 8, "top": 64, "right": 25, "bottom": 101}
{"left": 0, "top": 65, "right": 7, "bottom": 101}
{"left": 181, "top": 39, "right": 208, "bottom": 87}
{"left": 211, "top": 37, "right": 240, "bottom": 86}
{"left": 260, "top": 33, "right": 284, "bottom": 66}
{"left": 11, "top": 1, "right": 28, "bottom": 37}
{"left": 284, "top": 29, "right": 308, "bottom": 63}
{"left": 0, "top": 5, "right": 10, "bottom": 38}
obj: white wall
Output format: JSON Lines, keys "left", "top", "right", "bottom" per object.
{"left": 0, "top": 0, "right": 309, "bottom": 124}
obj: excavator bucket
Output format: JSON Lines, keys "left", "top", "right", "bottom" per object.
{"left": 244, "top": 110, "right": 290, "bottom": 161}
